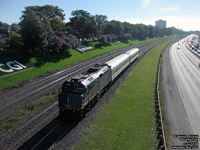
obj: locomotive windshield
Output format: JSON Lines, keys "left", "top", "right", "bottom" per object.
{"left": 62, "top": 82, "right": 86, "bottom": 94}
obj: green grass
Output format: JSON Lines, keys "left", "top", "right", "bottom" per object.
{"left": 0, "top": 37, "right": 168, "bottom": 90}
{"left": 74, "top": 40, "right": 172, "bottom": 150}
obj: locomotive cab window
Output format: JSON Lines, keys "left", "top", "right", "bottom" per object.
{"left": 62, "top": 82, "right": 71, "bottom": 92}
{"left": 72, "top": 83, "right": 85, "bottom": 93}
{"left": 62, "top": 82, "right": 86, "bottom": 94}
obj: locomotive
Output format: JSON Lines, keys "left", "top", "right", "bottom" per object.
{"left": 58, "top": 48, "right": 139, "bottom": 117}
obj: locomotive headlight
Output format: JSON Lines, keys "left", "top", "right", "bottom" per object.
{"left": 67, "top": 98, "right": 69, "bottom": 104}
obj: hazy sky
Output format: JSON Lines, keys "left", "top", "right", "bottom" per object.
{"left": 0, "top": 0, "right": 200, "bottom": 31}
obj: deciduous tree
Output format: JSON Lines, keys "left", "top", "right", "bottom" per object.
{"left": 69, "top": 10, "right": 95, "bottom": 39}
{"left": 20, "top": 5, "right": 65, "bottom": 53}
{"left": 93, "top": 15, "right": 107, "bottom": 38}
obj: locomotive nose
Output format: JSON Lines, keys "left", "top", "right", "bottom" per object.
{"left": 58, "top": 92, "right": 84, "bottom": 110}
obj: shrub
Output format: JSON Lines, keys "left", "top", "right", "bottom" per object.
{"left": 50, "top": 33, "right": 80, "bottom": 53}
{"left": 99, "top": 34, "right": 117, "bottom": 43}
{"left": 0, "top": 39, "right": 6, "bottom": 48}
{"left": 99, "top": 35, "right": 108, "bottom": 43}
{"left": 118, "top": 33, "right": 132, "bottom": 42}
{"left": 6, "top": 32, "right": 24, "bottom": 50}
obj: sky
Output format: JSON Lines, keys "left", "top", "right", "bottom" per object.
{"left": 0, "top": 0, "right": 200, "bottom": 31}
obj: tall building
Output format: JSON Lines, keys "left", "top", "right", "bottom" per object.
{"left": 155, "top": 20, "right": 166, "bottom": 28}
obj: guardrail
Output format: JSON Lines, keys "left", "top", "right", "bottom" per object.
{"left": 155, "top": 43, "right": 173, "bottom": 150}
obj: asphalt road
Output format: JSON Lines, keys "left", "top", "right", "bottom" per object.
{"left": 162, "top": 36, "right": 200, "bottom": 149}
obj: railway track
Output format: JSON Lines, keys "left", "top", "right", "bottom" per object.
{"left": 0, "top": 40, "right": 164, "bottom": 119}
{"left": 0, "top": 102, "right": 58, "bottom": 150}
{"left": 0, "top": 39, "right": 170, "bottom": 150}
{"left": 19, "top": 119, "right": 79, "bottom": 150}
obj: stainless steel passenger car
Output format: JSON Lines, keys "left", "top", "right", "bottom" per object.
{"left": 106, "top": 48, "right": 139, "bottom": 81}
{"left": 106, "top": 54, "right": 130, "bottom": 81}
{"left": 126, "top": 48, "right": 139, "bottom": 63}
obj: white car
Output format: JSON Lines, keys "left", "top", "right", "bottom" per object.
{"left": 192, "top": 45, "right": 196, "bottom": 50}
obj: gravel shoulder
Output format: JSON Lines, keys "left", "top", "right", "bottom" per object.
{"left": 161, "top": 44, "right": 193, "bottom": 149}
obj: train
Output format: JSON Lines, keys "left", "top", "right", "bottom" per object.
{"left": 58, "top": 48, "right": 140, "bottom": 117}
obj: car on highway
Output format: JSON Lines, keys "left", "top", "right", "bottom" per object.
{"left": 191, "top": 45, "right": 195, "bottom": 50}
{"left": 195, "top": 44, "right": 199, "bottom": 49}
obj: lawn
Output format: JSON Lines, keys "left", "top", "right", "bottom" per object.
{"left": 74, "top": 40, "right": 172, "bottom": 150}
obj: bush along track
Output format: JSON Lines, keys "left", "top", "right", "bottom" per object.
{"left": 74, "top": 40, "right": 172, "bottom": 150}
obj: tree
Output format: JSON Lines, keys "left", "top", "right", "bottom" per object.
{"left": 93, "top": 15, "right": 107, "bottom": 38}
{"left": 0, "top": 39, "right": 6, "bottom": 48}
{"left": 51, "top": 19, "right": 65, "bottom": 32}
{"left": 21, "top": 5, "right": 65, "bottom": 32}
{"left": 147, "top": 25, "right": 154, "bottom": 39}
{"left": 69, "top": 10, "right": 96, "bottom": 39}
{"left": 20, "top": 5, "right": 65, "bottom": 53}
{"left": 132, "top": 24, "right": 147, "bottom": 40}
{"left": 123, "top": 22, "right": 132, "bottom": 34}
{"left": 20, "top": 9, "right": 54, "bottom": 53}
{"left": 103, "top": 20, "right": 124, "bottom": 36}
{"left": 0, "top": 21, "right": 8, "bottom": 26}
{"left": 118, "top": 33, "right": 132, "bottom": 42}
{"left": 6, "top": 31, "right": 23, "bottom": 50}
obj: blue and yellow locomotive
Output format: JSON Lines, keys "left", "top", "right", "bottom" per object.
{"left": 58, "top": 48, "right": 139, "bottom": 117}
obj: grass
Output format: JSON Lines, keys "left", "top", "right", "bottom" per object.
{"left": 74, "top": 40, "right": 172, "bottom": 150}
{"left": 0, "top": 87, "right": 60, "bottom": 135}
{"left": 0, "top": 37, "right": 169, "bottom": 90}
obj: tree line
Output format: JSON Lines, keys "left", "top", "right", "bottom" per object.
{"left": 1, "top": 5, "right": 186, "bottom": 55}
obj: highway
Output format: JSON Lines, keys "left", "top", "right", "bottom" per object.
{"left": 169, "top": 36, "right": 200, "bottom": 136}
